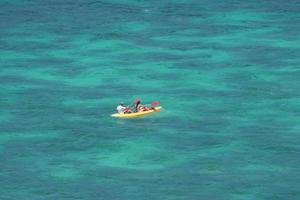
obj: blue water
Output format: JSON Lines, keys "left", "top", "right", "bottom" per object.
{"left": 1, "top": 0, "right": 300, "bottom": 199}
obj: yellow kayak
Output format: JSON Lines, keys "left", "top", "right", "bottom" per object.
{"left": 111, "top": 106, "right": 162, "bottom": 118}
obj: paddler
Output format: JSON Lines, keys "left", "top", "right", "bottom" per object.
{"left": 116, "top": 101, "right": 131, "bottom": 114}
{"left": 134, "top": 98, "right": 148, "bottom": 112}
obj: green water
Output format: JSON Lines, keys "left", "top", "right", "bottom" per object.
{"left": 1, "top": 0, "right": 300, "bottom": 199}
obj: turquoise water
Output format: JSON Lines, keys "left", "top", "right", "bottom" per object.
{"left": 1, "top": 0, "right": 300, "bottom": 199}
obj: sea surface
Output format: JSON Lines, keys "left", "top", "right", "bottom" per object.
{"left": 1, "top": 0, "right": 300, "bottom": 199}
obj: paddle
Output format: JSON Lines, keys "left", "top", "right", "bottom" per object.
{"left": 144, "top": 101, "right": 159, "bottom": 107}
{"left": 124, "top": 106, "right": 131, "bottom": 113}
{"left": 151, "top": 101, "right": 159, "bottom": 107}
{"left": 148, "top": 101, "right": 159, "bottom": 110}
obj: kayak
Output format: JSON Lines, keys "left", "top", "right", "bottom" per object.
{"left": 111, "top": 106, "right": 162, "bottom": 118}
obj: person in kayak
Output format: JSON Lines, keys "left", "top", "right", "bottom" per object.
{"left": 134, "top": 99, "right": 148, "bottom": 112}
{"left": 116, "top": 101, "right": 131, "bottom": 114}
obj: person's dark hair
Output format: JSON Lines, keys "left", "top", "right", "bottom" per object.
{"left": 135, "top": 101, "right": 140, "bottom": 111}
